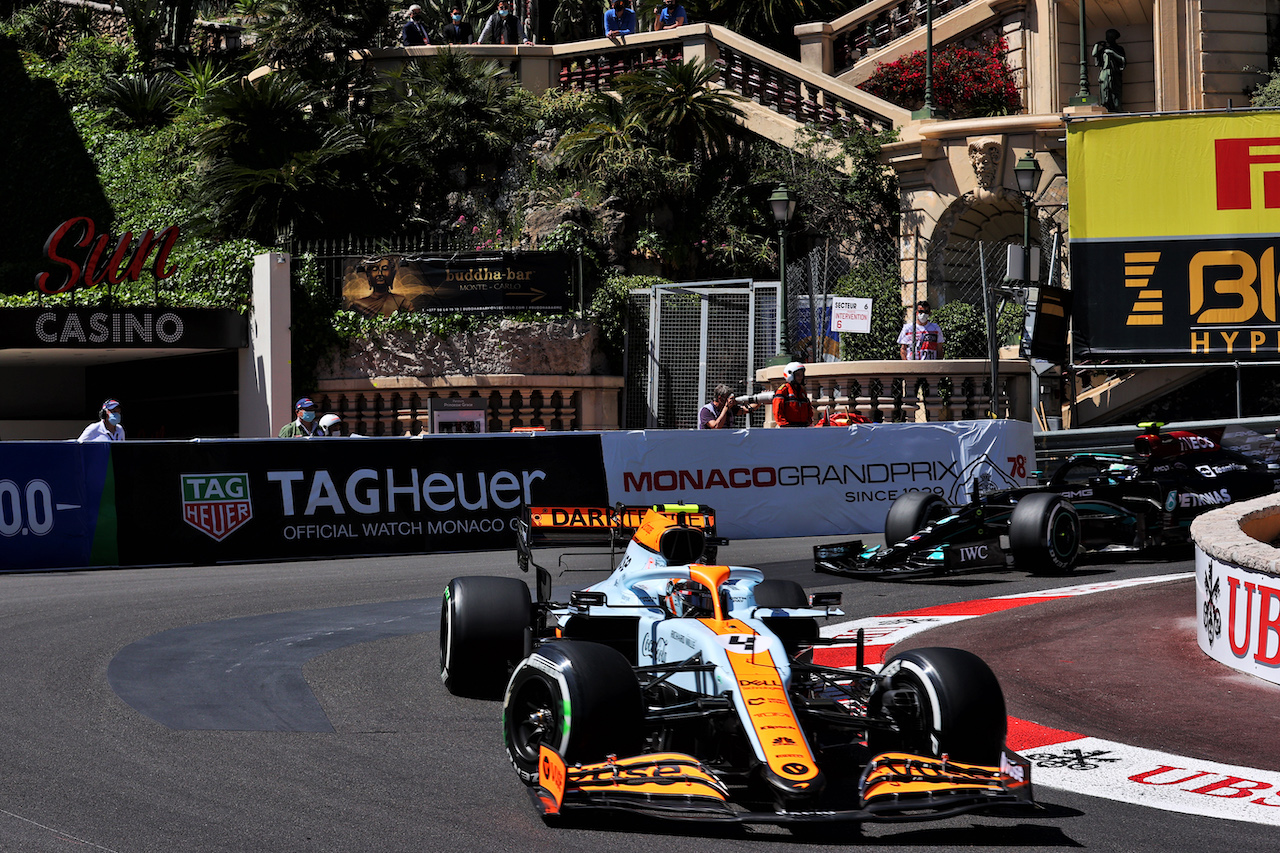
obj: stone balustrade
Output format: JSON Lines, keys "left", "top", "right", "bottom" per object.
{"left": 315, "top": 375, "right": 623, "bottom": 436}
{"left": 755, "top": 358, "right": 1031, "bottom": 425}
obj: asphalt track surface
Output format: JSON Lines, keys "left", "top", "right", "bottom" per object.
{"left": 3, "top": 539, "right": 1279, "bottom": 852}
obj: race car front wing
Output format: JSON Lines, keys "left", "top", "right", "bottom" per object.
{"left": 531, "top": 746, "right": 1034, "bottom": 824}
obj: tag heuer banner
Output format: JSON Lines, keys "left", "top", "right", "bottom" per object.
{"left": 111, "top": 435, "right": 609, "bottom": 563}
{"left": 1069, "top": 112, "right": 1280, "bottom": 360}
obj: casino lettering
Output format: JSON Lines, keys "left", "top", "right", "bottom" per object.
{"left": 36, "top": 311, "right": 186, "bottom": 344}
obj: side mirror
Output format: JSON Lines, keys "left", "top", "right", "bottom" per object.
{"left": 809, "top": 592, "right": 842, "bottom": 607}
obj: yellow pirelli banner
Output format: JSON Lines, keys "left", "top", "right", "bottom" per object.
{"left": 1069, "top": 112, "right": 1280, "bottom": 359}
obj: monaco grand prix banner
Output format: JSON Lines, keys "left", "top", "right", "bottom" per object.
{"left": 110, "top": 435, "right": 608, "bottom": 564}
{"left": 600, "top": 420, "right": 1034, "bottom": 539}
{"left": 1070, "top": 112, "right": 1280, "bottom": 360}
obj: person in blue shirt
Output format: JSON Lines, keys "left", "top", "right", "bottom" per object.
{"left": 604, "top": 0, "right": 636, "bottom": 39}
{"left": 654, "top": 0, "right": 686, "bottom": 30}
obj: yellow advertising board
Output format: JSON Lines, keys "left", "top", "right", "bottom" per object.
{"left": 1070, "top": 112, "right": 1280, "bottom": 359}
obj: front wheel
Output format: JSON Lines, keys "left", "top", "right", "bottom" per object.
{"left": 1009, "top": 493, "right": 1080, "bottom": 574}
{"left": 872, "top": 647, "right": 1007, "bottom": 765}
{"left": 439, "top": 576, "right": 531, "bottom": 698}
{"left": 884, "top": 492, "right": 950, "bottom": 546}
{"left": 503, "top": 641, "right": 643, "bottom": 784}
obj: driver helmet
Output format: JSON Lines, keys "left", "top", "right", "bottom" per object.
{"left": 663, "top": 578, "right": 714, "bottom": 618}
{"left": 784, "top": 361, "right": 805, "bottom": 383}
{"left": 1106, "top": 462, "right": 1138, "bottom": 480}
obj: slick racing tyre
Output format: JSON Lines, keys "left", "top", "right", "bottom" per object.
{"left": 754, "top": 579, "right": 817, "bottom": 655}
{"left": 873, "top": 647, "right": 1007, "bottom": 766}
{"left": 439, "top": 576, "right": 531, "bottom": 699}
{"left": 503, "top": 641, "right": 643, "bottom": 784}
{"left": 883, "top": 492, "right": 950, "bottom": 546}
{"left": 1009, "top": 493, "right": 1080, "bottom": 574}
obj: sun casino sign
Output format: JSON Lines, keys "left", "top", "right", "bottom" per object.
{"left": 2, "top": 217, "right": 247, "bottom": 349}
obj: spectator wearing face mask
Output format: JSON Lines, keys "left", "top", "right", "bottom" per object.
{"left": 78, "top": 398, "right": 125, "bottom": 442}
{"left": 478, "top": 0, "right": 531, "bottom": 44}
{"left": 279, "top": 397, "right": 320, "bottom": 437}
{"left": 898, "top": 300, "right": 945, "bottom": 360}
{"left": 441, "top": 5, "right": 473, "bottom": 44}
{"left": 604, "top": 0, "right": 636, "bottom": 39}
{"left": 400, "top": 4, "right": 431, "bottom": 46}
{"left": 654, "top": 0, "right": 686, "bottom": 30}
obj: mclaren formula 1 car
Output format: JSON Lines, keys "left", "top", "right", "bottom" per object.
{"left": 814, "top": 423, "right": 1277, "bottom": 579}
{"left": 440, "top": 504, "right": 1032, "bottom": 826}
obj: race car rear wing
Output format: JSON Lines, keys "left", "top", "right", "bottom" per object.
{"left": 515, "top": 503, "right": 727, "bottom": 604}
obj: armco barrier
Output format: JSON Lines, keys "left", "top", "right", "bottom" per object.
{"left": 0, "top": 420, "right": 1032, "bottom": 571}
{"left": 1192, "top": 493, "right": 1280, "bottom": 685}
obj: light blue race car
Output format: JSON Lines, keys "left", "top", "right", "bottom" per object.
{"left": 439, "top": 504, "right": 1033, "bottom": 827}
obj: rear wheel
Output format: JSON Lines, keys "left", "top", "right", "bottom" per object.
{"left": 873, "top": 647, "right": 1007, "bottom": 765}
{"left": 1009, "top": 493, "right": 1080, "bottom": 574}
{"left": 439, "top": 576, "right": 531, "bottom": 698}
{"left": 884, "top": 492, "right": 950, "bottom": 546}
{"left": 503, "top": 640, "right": 643, "bottom": 784}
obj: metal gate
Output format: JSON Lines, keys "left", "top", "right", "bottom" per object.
{"left": 623, "top": 280, "right": 782, "bottom": 429}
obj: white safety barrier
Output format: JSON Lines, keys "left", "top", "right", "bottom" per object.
{"left": 1193, "top": 493, "right": 1280, "bottom": 685}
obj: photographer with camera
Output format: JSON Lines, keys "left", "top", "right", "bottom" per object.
{"left": 698, "top": 384, "right": 761, "bottom": 429}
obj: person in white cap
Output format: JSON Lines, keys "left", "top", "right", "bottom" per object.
{"left": 79, "top": 398, "right": 125, "bottom": 442}
{"left": 401, "top": 4, "right": 431, "bottom": 46}
{"left": 772, "top": 362, "right": 813, "bottom": 427}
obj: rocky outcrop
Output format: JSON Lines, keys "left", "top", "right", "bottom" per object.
{"left": 322, "top": 317, "right": 610, "bottom": 378}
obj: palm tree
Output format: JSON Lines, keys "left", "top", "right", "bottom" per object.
{"left": 386, "top": 48, "right": 533, "bottom": 176}
{"left": 194, "top": 73, "right": 365, "bottom": 241}
{"left": 612, "top": 59, "right": 745, "bottom": 163}
{"left": 251, "top": 0, "right": 394, "bottom": 75}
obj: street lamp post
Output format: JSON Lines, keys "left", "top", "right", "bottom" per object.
{"left": 769, "top": 184, "right": 797, "bottom": 360}
{"left": 1013, "top": 150, "right": 1044, "bottom": 419}
{"left": 912, "top": 0, "right": 939, "bottom": 120}
{"left": 1071, "top": 0, "right": 1096, "bottom": 104}
{"left": 1014, "top": 151, "right": 1043, "bottom": 285}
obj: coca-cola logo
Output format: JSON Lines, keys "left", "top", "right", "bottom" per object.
{"left": 36, "top": 217, "right": 180, "bottom": 294}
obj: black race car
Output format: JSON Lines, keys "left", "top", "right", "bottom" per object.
{"left": 814, "top": 424, "right": 1277, "bottom": 578}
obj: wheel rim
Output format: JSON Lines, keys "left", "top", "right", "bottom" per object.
{"left": 509, "top": 679, "right": 558, "bottom": 765}
{"left": 1049, "top": 508, "right": 1080, "bottom": 561}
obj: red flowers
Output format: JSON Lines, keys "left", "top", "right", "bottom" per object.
{"left": 858, "top": 37, "right": 1022, "bottom": 120}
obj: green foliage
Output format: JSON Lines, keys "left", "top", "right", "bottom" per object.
{"left": 589, "top": 273, "right": 668, "bottom": 366}
{"left": 613, "top": 59, "right": 745, "bottom": 162}
{"left": 932, "top": 300, "right": 1020, "bottom": 359}
{"left": 25, "top": 35, "right": 137, "bottom": 105}
{"left": 250, "top": 0, "right": 394, "bottom": 76}
{"left": 860, "top": 37, "right": 1022, "bottom": 120}
{"left": 100, "top": 72, "right": 179, "bottom": 127}
{"left": 833, "top": 258, "right": 903, "bottom": 361}
{"left": 1250, "top": 61, "right": 1280, "bottom": 107}
{"left": 289, "top": 254, "right": 344, "bottom": 394}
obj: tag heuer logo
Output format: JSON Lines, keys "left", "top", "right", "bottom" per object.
{"left": 181, "top": 474, "right": 252, "bottom": 541}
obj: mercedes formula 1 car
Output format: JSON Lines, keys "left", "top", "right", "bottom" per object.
{"left": 440, "top": 504, "right": 1032, "bottom": 826}
{"left": 814, "top": 423, "right": 1277, "bottom": 579}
